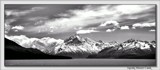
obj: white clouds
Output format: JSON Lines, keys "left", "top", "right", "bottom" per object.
{"left": 74, "top": 27, "right": 82, "bottom": 30}
{"left": 4, "top": 5, "right": 155, "bottom": 35}
{"left": 99, "top": 20, "right": 119, "bottom": 27}
{"left": 24, "top": 5, "right": 155, "bottom": 34}
{"left": 106, "top": 29, "right": 115, "bottom": 32}
{"left": 120, "top": 26, "right": 130, "bottom": 30}
{"left": 31, "top": 7, "right": 45, "bottom": 11}
{"left": 12, "top": 25, "right": 24, "bottom": 32}
{"left": 27, "top": 16, "right": 49, "bottom": 26}
{"left": 5, "top": 24, "right": 11, "bottom": 33}
{"left": 27, "top": 16, "right": 48, "bottom": 21}
{"left": 12, "top": 26, "right": 24, "bottom": 30}
{"left": 88, "top": 27, "right": 97, "bottom": 30}
{"left": 5, "top": 10, "right": 30, "bottom": 17}
{"left": 5, "top": 19, "right": 17, "bottom": 34}
{"left": 100, "top": 21, "right": 129, "bottom": 32}
{"left": 116, "top": 5, "right": 154, "bottom": 14}
{"left": 5, "top": 7, "right": 46, "bottom": 33}
{"left": 105, "top": 25, "right": 129, "bottom": 32}
{"left": 149, "top": 29, "right": 155, "bottom": 32}
{"left": 5, "top": 10, "right": 13, "bottom": 16}
{"left": 5, "top": 19, "right": 16, "bottom": 24}
{"left": 132, "top": 22, "right": 155, "bottom": 29}
{"left": 5, "top": 7, "right": 45, "bottom": 17}
{"left": 76, "top": 30, "right": 99, "bottom": 34}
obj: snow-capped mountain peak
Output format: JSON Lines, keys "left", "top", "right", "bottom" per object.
{"left": 54, "top": 34, "right": 103, "bottom": 58}
{"left": 5, "top": 35, "right": 156, "bottom": 58}
{"left": 5, "top": 35, "right": 64, "bottom": 54}
{"left": 64, "top": 34, "right": 84, "bottom": 45}
{"left": 122, "top": 39, "right": 153, "bottom": 50}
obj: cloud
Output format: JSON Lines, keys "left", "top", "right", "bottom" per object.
{"left": 115, "top": 5, "right": 154, "bottom": 14}
{"left": 5, "top": 7, "right": 46, "bottom": 34}
{"left": 5, "top": 7, "right": 45, "bottom": 17}
{"left": 11, "top": 25, "right": 24, "bottom": 32}
{"left": 27, "top": 16, "right": 48, "bottom": 21}
{"left": 26, "top": 16, "right": 49, "bottom": 26}
{"left": 99, "top": 20, "right": 119, "bottom": 27}
{"left": 132, "top": 22, "right": 155, "bottom": 29}
{"left": 106, "top": 29, "right": 115, "bottom": 32}
{"left": 149, "top": 29, "right": 155, "bottom": 32}
{"left": 5, "top": 10, "right": 30, "bottom": 17}
{"left": 25, "top": 5, "right": 116, "bottom": 34}
{"left": 5, "top": 24, "right": 11, "bottom": 34}
{"left": 31, "top": 7, "right": 45, "bottom": 11}
{"left": 5, "top": 5, "right": 155, "bottom": 35}
{"left": 120, "top": 26, "right": 130, "bottom": 30}
{"left": 74, "top": 27, "right": 83, "bottom": 30}
{"left": 5, "top": 19, "right": 17, "bottom": 34}
{"left": 76, "top": 29, "right": 99, "bottom": 34}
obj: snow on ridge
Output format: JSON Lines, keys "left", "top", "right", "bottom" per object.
{"left": 122, "top": 39, "right": 154, "bottom": 50}
{"left": 5, "top": 35, "right": 64, "bottom": 54}
{"left": 5, "top": 35, "right": 156, "bottom": 57}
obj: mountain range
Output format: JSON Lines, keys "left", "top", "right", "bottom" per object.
{"left": 88, "top": 39, "right": 156, "bottom": 59}
{"left": 5, "top": 38, "right": 71, "bottom": 59}
{"left": 5, "top": 34, "right": 156, "bottom": 59}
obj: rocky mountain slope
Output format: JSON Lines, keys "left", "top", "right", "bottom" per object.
{"left": 5, "top": 35, "right": 156, "bottom": 59}
{"left": 5, "top": 38, "right": 71, "bottom": 59}
{"left": 54, "top": 34, "right": 106, "bottom": 58}
{"left": 87, "top": 39, "right": 156, "bottom": 59}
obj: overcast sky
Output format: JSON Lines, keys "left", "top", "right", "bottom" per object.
{"left": 5, "top": 4, "right": 156, "bottom": 42}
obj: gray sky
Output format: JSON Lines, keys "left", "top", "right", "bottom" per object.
{"left": 5, "top": 4, "right": 156, "bottom": 42}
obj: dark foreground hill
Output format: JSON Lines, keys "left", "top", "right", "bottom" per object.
{"left": 5, "top": 38, "right": 72, "bottom": 59}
